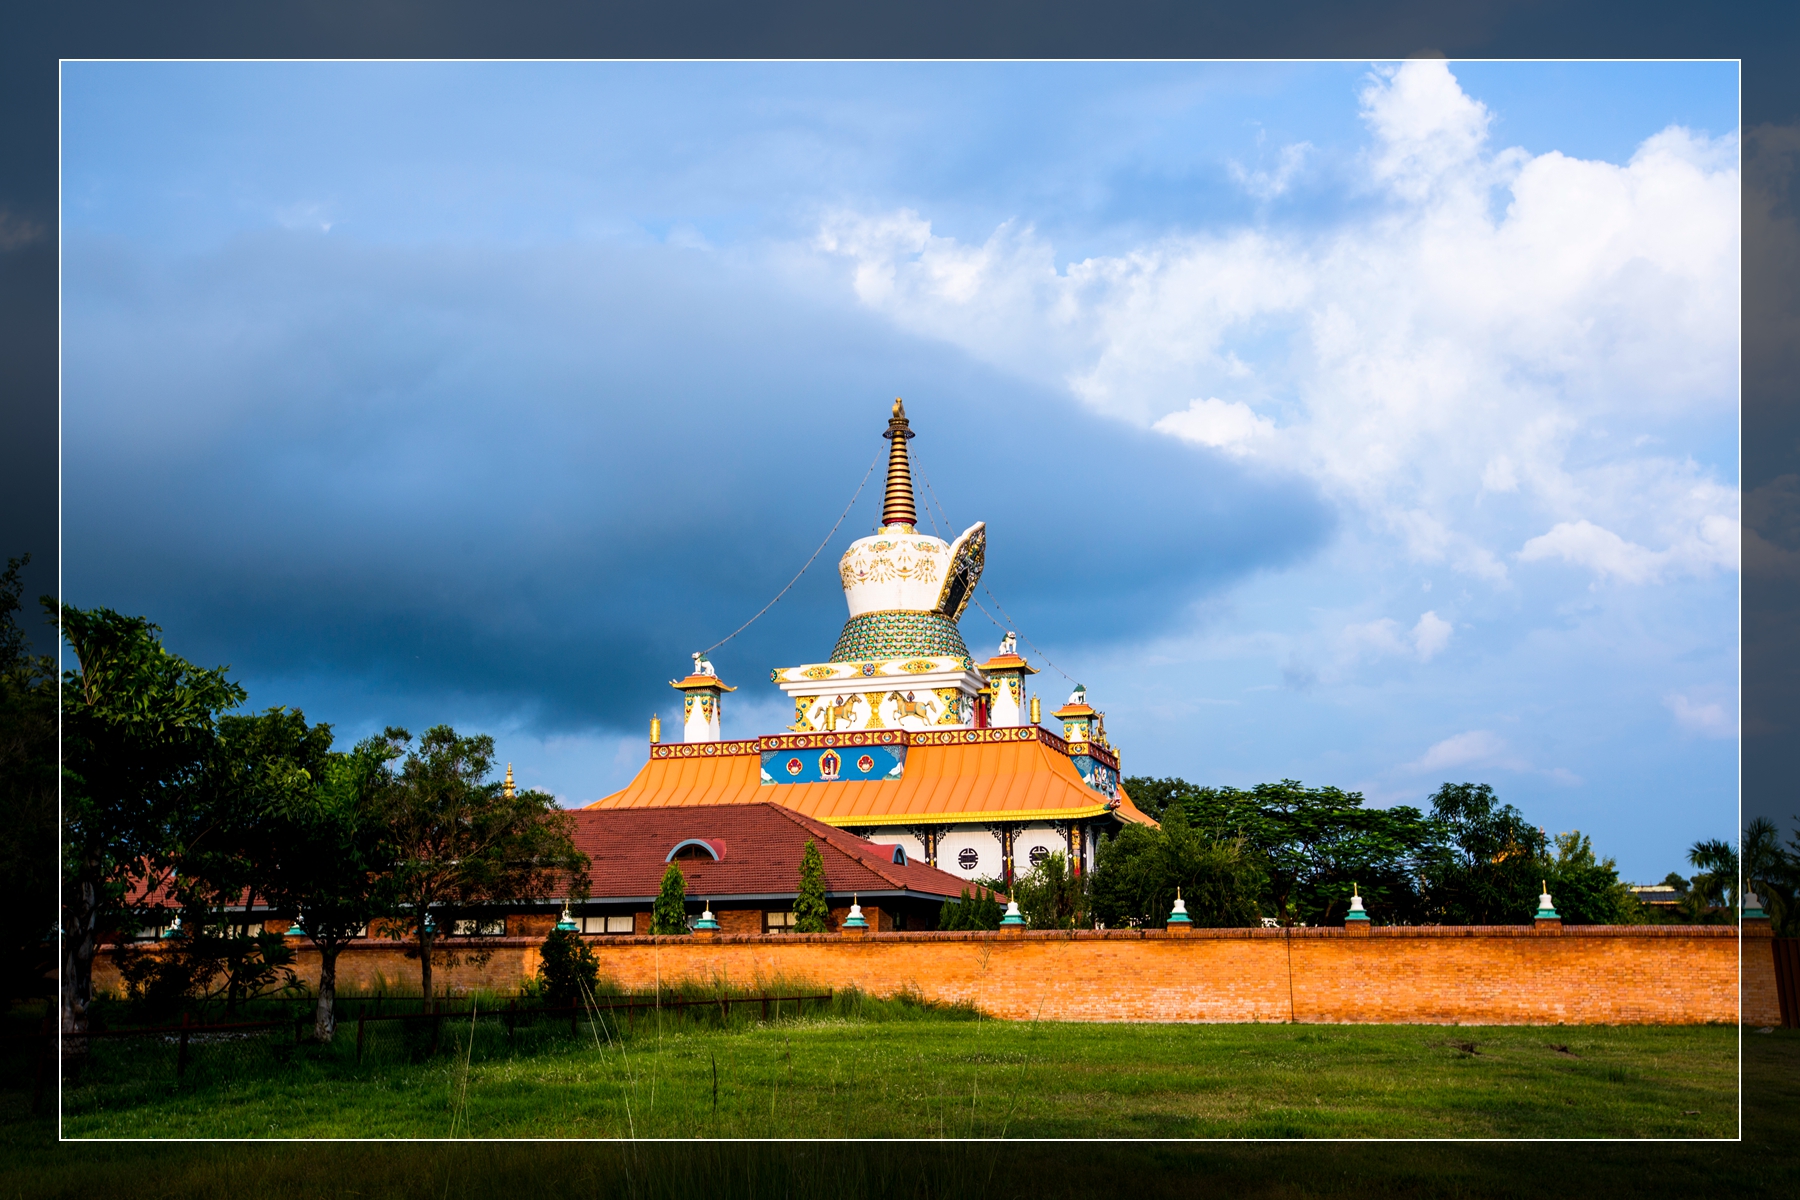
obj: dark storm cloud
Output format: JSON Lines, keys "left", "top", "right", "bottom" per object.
{"left": 62, "top": 231, "right": 1331, "bottom": 735}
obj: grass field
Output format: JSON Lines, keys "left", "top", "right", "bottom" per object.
{"left": 4, "top": 1020, "right": 1796, "bottom": 1199}
{"left": 54, "top": 1002, "right": 1740, "bottom": 1139}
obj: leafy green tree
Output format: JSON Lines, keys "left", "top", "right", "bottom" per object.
{"left": 793, "top": 840, "right": 829, "bottom": 933}
{"left": 1012, "top": 851, "right": 1087, "bottom": 929}
{"left": 651, "top": 862, "right": 689, "bottom": 935}
{"left": 192, "top": 710, "right": 404, "bottom": 1040}
{"left": 57, "top": 603, "right": 245, "bottom": 1046}
{"left": 1544, "top": 831, "right": 1640, "bottom": 925}
{"left": 1091, "top": 806, "right": 1264, "bottom": 929}
{"left": 110, "top": 917, "right": 298, "bottom": 1021}
{"left": 0, "top": 555, "right": 56, "bottom": 1006}
{"left": 1177, "top": 780, "right": 1434, "bottom": 925}
{"left": 1120, "top": 776, "right": 1199, "bottom": 822}
{"left": 1416, "top": 783, "right": 1548, "bottom": 924}
{"left": 536, "top": 927, "right": 601, "bottom": 1006}
{"left": 1743, "top": 816, "right": 1799, "bottom": 936}
{"left": 380, "top": 725, "right": 588, "bottom": 1000}
{"left": 937, "top": 886, "right": 1004, "bottom": 930}
{"left": 1685, "top": 836, "right": 1738, "bottom": 922}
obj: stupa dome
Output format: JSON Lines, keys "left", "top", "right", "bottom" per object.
{"left": 827, "top": 399, "right": 984, "bottom": 663}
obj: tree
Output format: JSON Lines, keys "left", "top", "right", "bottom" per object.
{"left": 1743, "top": 816, "right": 1800, "bottom": 936}
{"left": 57, "top": 603, "right": 245, "bottom": 1048}
{"left": 0, "top": 555, "right": 56, "bottom": 1006}
{"left": 1544, "top": 831, "right": 1640, "bottom": 925}
{"left": 536, "top": 927, "right": 601, "bottom": 1006}
{"left": 651, "top": 862, "right": 689, "bottom": 935}
{"left": 793, "top": 840, "right": 829, "bottom": 933}
{"left": 1011, "top": 851, "right": 1087, "bottom": 929}
{"left": 1417, "top": 783, "right": 1547, "bottom": 925}
{"left": 1090, "top": 806, "right": 1264, "bottom": 929}
{"left": 380, "top": 725, "right": 588, "bottom": 1001}
{"left": 196, "top": 711, "right": 404, "bottom": 1040}
{"left": 1686, "top": 836, "right": 1738, "bottom": 921}
{"left": 1177, "top": 780, "right": 1434, "bottom": 925}
{"left": 937, "top": 886, "right": 1004, "bottom": 930}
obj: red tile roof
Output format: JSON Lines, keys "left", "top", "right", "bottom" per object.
{"left": 563, "top": 802, "right": 979, "bottom": 902}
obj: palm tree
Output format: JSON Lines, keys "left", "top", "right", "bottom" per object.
{"left": 1685, "top": 837, "right": 1737, "bottom": 922}
{"left": 1742, "top": 817, "right": 1799, "bottom": 936}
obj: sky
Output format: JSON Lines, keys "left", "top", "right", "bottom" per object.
{"left": 59, "top": 60, "right": 1740, "bottom": 881}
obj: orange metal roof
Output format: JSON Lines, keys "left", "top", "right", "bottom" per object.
{"left": 588, "top": 735, "right": 1153, "bottom": 828}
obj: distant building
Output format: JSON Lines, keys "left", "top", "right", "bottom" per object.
{"left": 555, "top": 802, "right": 975, "bottom": 934}
{"left": 588, "top": 399, "right": 1156, "bottom": 887}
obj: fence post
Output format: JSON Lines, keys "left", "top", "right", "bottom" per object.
{"left": 177, "top": 1011, "right": 190, "bottom": 1079}
{"left": 356, "top": 1014, "right": 365, "bottom": 1065}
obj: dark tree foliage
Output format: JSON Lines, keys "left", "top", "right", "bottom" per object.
{"left": 1743, "top": 816, "right": 1800, "bottom": 936}
{"left": 57, "top": 603, "right": 245, "bottom": 1045}
{"left": 0, "top": 555, "right": 56, "bottom": 1005}
{"left": 1544, "top": 831, "right": 1640, "bottom": 925}
{"left": 1171, "top": 780, "right": 1435, "bottom": 925}
{"left": 380, "top": 725, "right": 589, "bottom": 999}
{"left": 1417, "top": 783, "right": 1550, "bottom": 924}
{"left": 1011, "top": 851, "right": 1087, "bottom": 929}
{"left": 651, "top": 862, "right": 689, "bottom": 935}
{"left": 536, "top": 927, "right": 601, "bottom": 1006}
{"left": 1118, "top": 776, "right": 1197, "bottom": 822}
{"left": 1091, "top": 806, "right": 1265, "bottom": 929}
{"left": 793, "top": 840, "right": 829, "bottom": 933}
{"left": 937, "top": 886, "right": 1004, "bottom": 930}
{"left": 110, "top": 919, "right": 298, "bottom": 1021}
{"left": 188, "top": 710, "right": 403, "bottom": 1040}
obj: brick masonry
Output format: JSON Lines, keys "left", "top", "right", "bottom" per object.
{"left": 94, "top": 922, "right": 1781, "bottom": 1025}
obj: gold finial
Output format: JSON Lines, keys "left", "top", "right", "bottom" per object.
{"left": 503, "top": 763, "right": 515, "bottom": 798}
{"left": 1029, "top": 695, "right": 1041, "bottom": 725}
{"left": 650, "top": 713, "right": 662, "bottom": 744}
{"left": 881, "top": 397, "right": 918, "bottom": 530}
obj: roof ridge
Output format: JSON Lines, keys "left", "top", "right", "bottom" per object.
{"left": 762, "top": 801, "right": 908, "bottom": 889}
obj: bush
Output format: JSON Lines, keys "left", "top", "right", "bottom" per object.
{"left": 1011, "top": 851, "right": 1087, "bottom": 929}
{"left": 535, "top": 928, "right": 600, "bottom": 1006}
{"left": 1090, "top": 807, "right": 1264, "bottom": 929}
{"left": 794, "top": 840, "right": 829, "bottom": 933}
{"left": 651, "top": 862, "right": 688, "bottom": 935}
{"left": 937, "top": 886, "right": 1004, "bottom": 930}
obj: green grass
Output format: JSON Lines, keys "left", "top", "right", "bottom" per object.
{"left": 3, "top": 1030, "right": 1795, "bottom": 1198}
{"left": 55, "top": 1005, "right": 1738, "bottom": 1139}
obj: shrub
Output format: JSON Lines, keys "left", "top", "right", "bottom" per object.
{"left": 794, "top": 840, "right": 830, "bottom": 933}
{"left": 651, "top": 862, "right": 689, "bottom": 935}
{"left": 535, "top": 927, "right": 601, "bottom": 1006}
{"left": 937, "top": 886, "right": 1004, "bottom": 930}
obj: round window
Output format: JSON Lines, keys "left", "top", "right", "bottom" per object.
{"left": 957, "top": 847, "right": 979, "bottom": 870}
{"left": 1028, "top": 845, "right": 1049, "bottom": 865}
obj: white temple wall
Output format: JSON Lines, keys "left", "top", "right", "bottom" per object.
{"left": 1014, "top": 823, "right": 1065, "bottom": 873}
{"left": 934, "top": 828, "right": 1004, "bottom": 882}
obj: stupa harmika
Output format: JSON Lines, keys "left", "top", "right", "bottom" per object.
{"left": 588, "top": 399, "right": 1154, "bottom": 884}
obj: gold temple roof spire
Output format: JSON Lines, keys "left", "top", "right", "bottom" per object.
{"left": 881, "top": 397, "right": 918, "bottom": 530}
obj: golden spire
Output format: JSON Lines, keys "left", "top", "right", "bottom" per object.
{"left": 881, "top": 397, "right": 918, "bottom": 530}
{"left": 503, "top": 763, "right": 515, "bottom": 798}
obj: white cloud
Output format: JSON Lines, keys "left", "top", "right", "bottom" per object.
{"left": 811, "top": 60, "right": 1739, "bottom": 595}
{"left": 1664, "top": 692, "right": 1736, "bottom": 738}
{"left": 1404, "top": 729, "right": 1521, "bottom": 773}
{"left": 1411, "top": 610, "right": 1452, "bottom": 661}
{"left": 1228, "top": 140, "right": 1314, "bottom": 200}
{"left": 1152, "top": 396, "right": 1274, "bottom": 455}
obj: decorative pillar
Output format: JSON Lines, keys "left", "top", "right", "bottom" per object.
{"left": 669, "top": 652, "right": 736, "bottom": 742}
{"left": 977, "top": 632, "right": 1039, "bottom": 727}
{"left": 1345, "top": 884, "right": 1370, "bottom": 934}
{"left": 1534, "top": 882, "right": 1562, "bottom": 932}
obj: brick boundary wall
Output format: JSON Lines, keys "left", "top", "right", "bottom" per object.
{"left": 94, "top": 923, "right": 1781, "bottom": 1026}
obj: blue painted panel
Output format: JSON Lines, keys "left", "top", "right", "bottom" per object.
{"left": 1070, "top": 754, "right": 1119, "bottom": 797}
{"left": 760, "top": 745, "right": 906, "bottom": 784}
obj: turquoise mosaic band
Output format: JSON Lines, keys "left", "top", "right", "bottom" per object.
{"left": 828, "top": 609, "right": 971, "bottom": 663}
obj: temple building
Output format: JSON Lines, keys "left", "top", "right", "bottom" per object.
{"left": 587, "top": 399, "right": 1154, "bottom": 885}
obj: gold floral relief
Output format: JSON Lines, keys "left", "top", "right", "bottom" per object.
{"left": 787, "top": 697, "right": 815, "bottom": 733}
{"left": 934, "top": 688, "right": 965, "bottom": 725}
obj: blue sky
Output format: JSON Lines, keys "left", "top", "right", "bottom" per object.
{"left": 60, "top": 61, "right": 1740, "bottom": 880}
